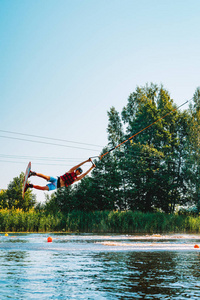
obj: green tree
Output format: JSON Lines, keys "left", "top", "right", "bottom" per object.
{"left": 91, "top": 149, "right": 122, "bottom": 210}
{"left": 72, "top": 176, "right": 100, "bottom": 211}
{"left": 47, "top": 185, "right": 75, "bottom": 213}
{"left": 43, "top": 84, "right": 199, "bottom": 214}
{"left": 107, "top": 106, "right": 124, "bottom": 148}
{"left": 186, "top": 87, "right": 200, "bottom": 207}
{"left": 120, "top": 83, "right": 190, "bottom": 212}
{"left": 6, "top": 172, "right": 36, "bottom": 211}
{"left": 0, "top": 189, "right": 8, "bottom": 209}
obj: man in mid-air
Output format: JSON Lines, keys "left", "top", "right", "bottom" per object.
{"left": 25, "top": 158, "right": 95, "bottom": 192}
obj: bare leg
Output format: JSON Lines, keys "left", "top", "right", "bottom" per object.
{"left": 32, "top": 185, "right": 49, "bottom": 191}
{"left": 35, "top": 173, "right": 50, "bottom": 181}
{"left": 29, "top": 172, "right": 51, "bottom": 191}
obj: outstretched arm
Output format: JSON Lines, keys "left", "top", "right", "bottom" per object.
{"left": 75, "top": 162, "right": 96, "bottom": 182}
{"left": 68, "top": 158, "right": 92, "bottom": 173}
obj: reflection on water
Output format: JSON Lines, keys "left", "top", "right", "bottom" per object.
{"left": 93, "top": 251, "right": 200, "bottom": 299}
{"left": 0, "top": 234, "right": 200, "bottom": 299}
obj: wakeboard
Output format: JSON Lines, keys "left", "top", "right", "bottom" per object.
{"left": 22, "top": 161, "right": 31, "bottom": 199}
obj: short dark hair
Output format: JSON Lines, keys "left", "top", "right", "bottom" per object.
{"left": 76, "top": 167, "right": 83, "bottom": 174}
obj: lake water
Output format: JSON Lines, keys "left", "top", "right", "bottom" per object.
{"left": 0, "top": 233, "right": 200, "bottom": 299}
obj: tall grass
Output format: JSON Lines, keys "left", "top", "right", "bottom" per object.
{"left": 0, "top": 209, "right": 63, "bottom": 232}
{"left": 0, "top": 209, "right": 200, "bottom": 233}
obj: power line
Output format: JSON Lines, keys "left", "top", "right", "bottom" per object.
{"left": 0, "top": 153, "right": 86, "bottom": 162}
{"left": 0, "top": 135, "right": 100, "bottom": 152}
{"left": 0, "top": 160, "right": 87, "bottom": 167}
{"left": 0, "top": 129, "right": 103, "bottom": 148}
{"left": 0, "top": 153, "right": 85, "bottom": 161}
{"left": 0, "top": 97, "right": 193, "bottom": 162}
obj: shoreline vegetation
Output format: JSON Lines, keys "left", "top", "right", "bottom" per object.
{"left": 1, "top": 85, "right": 200, "bottom": 228}
{"left": 0, "top": 209, "right": 200, "bottom": 234}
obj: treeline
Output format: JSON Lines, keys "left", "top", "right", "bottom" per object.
{"left": 1, "top": 209, "right": 200, "bottom": 233}
{"left": 0, "top": 83, "right": 200, "bottom": 214}
{"left": 44, "top": 83, "right": 200, "bottom": 214}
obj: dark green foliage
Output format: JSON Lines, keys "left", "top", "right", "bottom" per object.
{"left": 0, "top": 209, "right": 63, "bottom": 232}
{"left": 0, "top": 190, "right": 8, "bottom": 209}
{"left": 3, "top": 83, "right": 200, "bottom": 216}
{"left": 1, "top": 209, "right": 200, "bottom": 233}
{"left": 1, "top": 172, "right": 36, "bottom": 211}
{"left": 41, "top": 83, "right": 200, "bottom": 214}
{"left": 186, "top": 87, "right": 200, "bottom": 206}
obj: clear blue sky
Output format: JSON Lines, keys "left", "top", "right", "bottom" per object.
{"left": 1, "top": 0, "right": 200, "bottom": 202}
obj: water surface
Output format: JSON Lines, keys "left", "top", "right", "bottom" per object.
{"left": 0, "top": 233, "right": 200, "bottom": 299}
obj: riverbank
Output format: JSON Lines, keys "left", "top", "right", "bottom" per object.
{"left": 0, "top": 209, "right": 200, "bottom": 233}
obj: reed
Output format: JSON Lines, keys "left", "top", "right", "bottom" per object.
{"left": 0, "top": 209, "right": 200, "bottom": 233}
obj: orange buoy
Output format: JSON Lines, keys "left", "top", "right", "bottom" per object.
{"left": 47, "top": 236, "right": 52, "bottom": 243}
{"left": 194, "top": 244, "right": 199, "bottom": 248}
